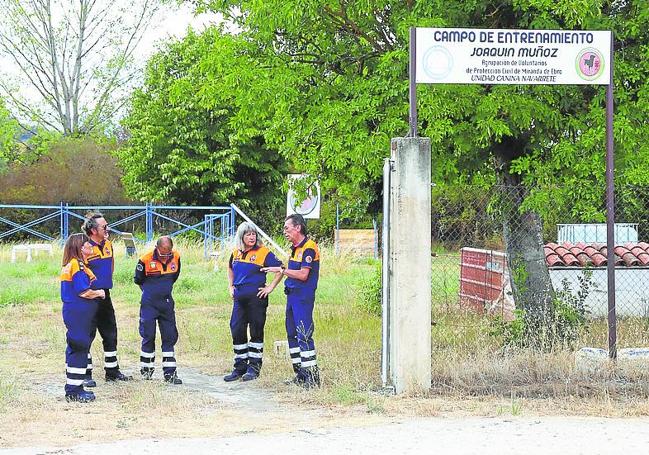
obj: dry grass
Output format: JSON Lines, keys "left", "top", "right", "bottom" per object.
{"left": 2, "top": 241, "right": 649, "bottom": 448}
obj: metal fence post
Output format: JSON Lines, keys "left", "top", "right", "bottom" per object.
{"left": 203, "top": 214, "right": 210, "bottom": 259}
{"left": 59, "top": 202, "right": 65, "bottom": 244}
{"left": 381, "top": 158, "right": 393, "bottom": 389}
{"left": 373, "top": 218, "right": 378, "bottom": 259}
{"left": 146, "top": 203, "right": 153, "bottom": 243}
{"left": 605, "top": 31, "right": 617, "bottom": 360}
{"left": 230, "top": 206, "right": 236, "bottom": 237}
{"left": 64, "top": 203, "right": 69, "bottom": 241}
{"left": 335, "top": 204, "right": 340, "bottom": 256}
{"left": 221, "top": 213, "right": 227, "bottom": 250}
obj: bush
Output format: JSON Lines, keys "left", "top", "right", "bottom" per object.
{"left": 490, "top": 271, "right": 593, "bottom": 349}
{"left": 0, "top": 136, "right": 128, "bottom": 204}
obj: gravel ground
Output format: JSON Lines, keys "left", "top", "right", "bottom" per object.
{"left": 4, "top": 416, "right": 649, "bottom": 455}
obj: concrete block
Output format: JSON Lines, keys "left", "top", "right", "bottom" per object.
{"left": 575, "top": 347, "right": 649, "bottom": 374}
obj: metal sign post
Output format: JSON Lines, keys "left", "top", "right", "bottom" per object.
{"left": 605, "top": 34, "right": 616, "bottom": 359}
{"left": 386, "top": 27, "right": 617, "bottom": 387}
{"left": 409, "top": 27, "right": 417, "bottom": 137}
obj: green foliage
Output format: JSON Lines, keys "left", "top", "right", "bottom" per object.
{"left": 490, "top": 270, "right": 592, "bottom": 349}
{"left": 183, "top": 0, "right": 649, "bottom": 226}
{"left": 489, "top": 309, "right": 526, "bottom": 347}
{"left": 551, "top": 270, "right": 593, "bottom": 345}
{"left": 432, "top": 182, "right": 504, "bottom": 249}
{"left": 120, "top": 29, "right": 288, "bottom": 224}
{"left": 0, "top": 98, "right": 20, "bottom": 169}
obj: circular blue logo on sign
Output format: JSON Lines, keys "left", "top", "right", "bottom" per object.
{"left": 422, "top": 45, "right": 453, "bottom": 81}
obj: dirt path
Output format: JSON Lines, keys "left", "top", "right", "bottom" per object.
{"left": 5, "top": 369, "right": 649, "bottom": 454}
{"left": 4, "top": 416, "right": 649, "bottom": 454}
{"left": 0, "top": 367, "right": 385, "bottom": 450}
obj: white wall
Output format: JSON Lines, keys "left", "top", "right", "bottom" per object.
{"left": 550, "top": 268, "right": 649, "bottom": 318}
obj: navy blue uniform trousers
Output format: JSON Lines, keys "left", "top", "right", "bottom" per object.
{"left": 139, "top": 296, "right": 178, "bottom": 376}
{"left": 63, "top": 300, "right": 98, "bottom": 394}
{"left": 285, "top": 287, "right": 317, "bottom": 371}
{"left": 230, "top": 287, "right": 268, "bottom": 373}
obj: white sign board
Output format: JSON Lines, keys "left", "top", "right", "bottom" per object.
{"left": 416, "top": 28, "right": 611, "bottom": 85}
{"left": 286, "top": 174, "right": 321, "bottom": 219}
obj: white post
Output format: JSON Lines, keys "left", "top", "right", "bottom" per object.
{"left": 388, "top": 137, "right": 431, "bottom": 393}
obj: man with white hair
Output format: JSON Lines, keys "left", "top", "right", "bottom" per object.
{"left": 262, "top": 214, "right": 321, "bottom": 388}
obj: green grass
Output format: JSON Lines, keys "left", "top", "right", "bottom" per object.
{"left": 3, "top": 239, "right": 649, "bottom": 415}
{"left": 0, "top": 240, "right": 379, "bottom": 401}
{"left": 0, "top": 257, "right": 60, "bottom": 307}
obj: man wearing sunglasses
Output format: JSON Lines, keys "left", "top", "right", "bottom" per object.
{"left": 134, "top": 236, "right": 182, "bottom": 384}
{"left": 82, "top": 212, "right": 132, "bottom": 385}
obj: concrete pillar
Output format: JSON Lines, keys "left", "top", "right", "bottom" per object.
{"left": 388, "top": 137, "right": 431, "bottom": 393}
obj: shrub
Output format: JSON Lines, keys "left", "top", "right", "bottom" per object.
{"left": 0, "top": 136, "right": 128, "bottom": 204}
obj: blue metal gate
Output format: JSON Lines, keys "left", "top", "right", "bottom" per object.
{"left": 0, "top": 203, "right": 236, "bottom": 258}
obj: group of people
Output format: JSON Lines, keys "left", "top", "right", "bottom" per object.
{"left": 60, "top": 212, "right": 321, "bottom": 403}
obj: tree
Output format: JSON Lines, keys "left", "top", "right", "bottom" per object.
{"left": 0, "top": 97, "right": 20, "bottom": 168}
{"left": 119, "top": 29, "right": 288, "bottom": 221}
{"left": 189, "top": 0, "right": 649, "bottom": 346}
{"left": 0, "top": 0, "right": 158, "bottom": 135}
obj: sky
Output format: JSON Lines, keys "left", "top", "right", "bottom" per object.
{"left": 137, "top": 3, "right": 221, "bottom": 59}
{"left": 0, "top": 1, "right": 222, "bottom": 128}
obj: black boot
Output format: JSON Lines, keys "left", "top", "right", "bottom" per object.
{"left": 65, "top": 389, "right": 96, "bottom": 403}
{"left": 300, "top": 366, "right": 320, "bottom": 389}
{"left": 223, "top": 369, "right": 245, "bottom": 382}
{"left": 241, "top": 365, "right": 260, "bottom": 382}
{"left": 106, "top": 370, "right": 133, "bottom": 382}
{"left": 140, "top": 367, "right": 154, "bottom": 380}
{"left": 164, "top": 371, "right": 182, "bottom": 385}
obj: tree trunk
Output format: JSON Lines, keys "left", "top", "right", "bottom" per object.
{"left": 495, "top": 144, "right": 556, "bottom": 349}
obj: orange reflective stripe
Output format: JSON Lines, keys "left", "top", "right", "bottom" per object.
{"left": 139, "top": 250, "right": 179, "bottom": 276}
{"left": 60, "top": 258, "right": 96, "bottom": 282}
{"left": 231, "top": 246, "right": 269, "bottom": 266}
{"left": 87, "top": 239, "right": 113, "bottom": 261}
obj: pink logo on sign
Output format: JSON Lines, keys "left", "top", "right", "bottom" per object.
{"left": 576, "top": 49, "right": 604, "bottom": 80}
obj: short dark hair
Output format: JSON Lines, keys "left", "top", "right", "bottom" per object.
{"left": 81, "top": 211, "right": 104, "bottom": 235}
{"left": 285, "top": 213, "right": 307, "bottom": 236}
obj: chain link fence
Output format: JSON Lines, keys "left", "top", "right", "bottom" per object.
{"left": 430, "top": 185, "right": 649, "bottom": 350}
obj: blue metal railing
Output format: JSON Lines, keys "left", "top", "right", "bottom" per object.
{"left": 0, "top": 203, "right": 236, "bottom": 258}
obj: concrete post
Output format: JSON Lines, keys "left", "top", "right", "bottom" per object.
{"left": 388, "top": 137, "right": 431, "bottom": 393}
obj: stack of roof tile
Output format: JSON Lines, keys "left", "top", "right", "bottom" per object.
{"left": 544, "top": 242, "right": 649, "bottom": 267}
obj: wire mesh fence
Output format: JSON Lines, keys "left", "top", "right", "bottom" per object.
{"left": 430, "top": 185, "right": 649, "bottom": 350}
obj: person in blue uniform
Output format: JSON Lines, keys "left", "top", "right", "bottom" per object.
{"left": 60, "top": 233, "right": 106, "bottom": 402}
{"left": 134, "top": 236, "right": 182, "bottom": 384}
{"left": 261, "top": 214, "right": 321, "bottom": 388}
{"left": 82, "top": 212, "right": 131, "bottom": 385}
{"left": 223, "top": 222, "right": 283, "bottom": 382}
